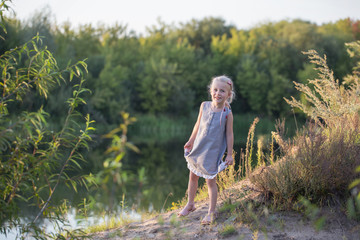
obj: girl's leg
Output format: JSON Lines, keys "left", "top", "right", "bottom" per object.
{"left": 178, "top": 171, "right": 199, "bottom": 216}
{"left": 187, "top": 171, "right": 199, "bottom": 204}
{"left": 205, "top": 178, "right": 217, "bottom": 214}
{"left": 201, "top": 178, "right": 217, "bottom": 224}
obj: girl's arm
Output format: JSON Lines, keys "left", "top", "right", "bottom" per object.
{"left": 225, "top": 112, "right": 234, "bottom": 165}
{"left": 184, "top": 102, "right": 204, "bottom": 150}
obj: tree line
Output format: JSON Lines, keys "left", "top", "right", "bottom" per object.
{"left": 1, "top": 11, "right": 360, "bottom": 128}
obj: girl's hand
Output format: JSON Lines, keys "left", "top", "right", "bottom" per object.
{"left": 184, "top": 140, "right": 194, "bottom": 151}
{"left": 225, "top": 155, "right": 234, "bottom": 166}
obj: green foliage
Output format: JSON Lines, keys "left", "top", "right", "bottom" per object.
{"left": 275, "top": 20, "right": 320, "bottom": 51}
{"left": 218, "top": 224, "right": 237, "bottom": 237}
{"left": 3, "top": 11, "right": 359, "bottom": 119}
{"left": 0, "top": 25, "right": 95, "bottom": 238}
{"left": 0, "top": 19, "right": 21, "bottom": 54}
{"left": 174, "top": 17, "right": 233, "bottom": 53}
{"left": 138, "top": 58, "right": 178, "bottom": 114}
{"left": 297, "top": 197, "right": 326, "bottom": 231}
{"left": 347, "top": 184, "right": 360, "bottom": 220}
{"left": 0, "top": 0, "right": 11, "bottom": 36}
{"left": 236, "top": 55, "right": 269, "bottom": 112}
{"left": 137, "top": 37, "right": 197, "bottom": 114}
{"left": 235, "top": 47, "right": 294, "bottom": 115}
{"left": 91, "top": 112, "right": 141, "bottom": 213}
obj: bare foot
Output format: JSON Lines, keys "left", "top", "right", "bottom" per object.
{"left": 200, "top": 212, "right": 217, "bottom": 225}
{"left": 178, "top": 203, "right": 196, "bottom": 217}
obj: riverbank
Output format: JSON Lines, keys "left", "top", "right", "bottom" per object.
{"left": 87, "top": 179, "right": 359, "bottom": 240}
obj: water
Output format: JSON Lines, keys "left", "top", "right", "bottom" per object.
{"left": 1, "top": 209, "right": 142, "bottom": 240}
{"left": 0, "top": 138, "right": 195, "bottom": 239}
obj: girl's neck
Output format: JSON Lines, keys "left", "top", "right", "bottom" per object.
{"left": 211, "top": 101, "right": 225, "bottom": 111}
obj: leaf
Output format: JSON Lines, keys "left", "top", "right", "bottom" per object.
{"left": 69, "top": 71, "right": 74, "bottom": 81}
{"left": 347, "top": 198, "right": 357, "bottom": 219}
{"left": 314, "top": 216, "right": 326, "bottom": 231}
{"left": 125, "top": 142, "right": 140, "bottom": 153}
{"left": 114, "top": 152, "right": 125, "bottom": 163}
{"left": 70, "top": 180, "right": 78, "bottom": 193}
{"left": 70, "top": 158, "right": 82, "bottom": 170}
{"left": 349, "top": 179, "right": 360, "bottom": 189}
{"left": 75, "top": 66, "right": 81, "bottom": 76}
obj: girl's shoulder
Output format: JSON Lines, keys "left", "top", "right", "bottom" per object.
{"left": 197, "top": 101, "right": 209, "bottom": 115}
{"left": 200, "top": 101, "right": 211, "bottom": 109}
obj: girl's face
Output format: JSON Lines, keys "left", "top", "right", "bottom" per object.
{"left": 210, "top": 80, "right": 231, "bottom": 105}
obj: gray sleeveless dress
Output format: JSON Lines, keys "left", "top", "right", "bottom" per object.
{"left": 185, "top": 101, "right": 231, "bottom": 179}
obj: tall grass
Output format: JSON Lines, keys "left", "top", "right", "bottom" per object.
{"left": 249, "top": 42, "right": 360, "bottom": 205}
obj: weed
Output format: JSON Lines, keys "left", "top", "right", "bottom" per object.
{"left": 218, "top": 224, "right": 237, "bottom": 237}
{"left": 157, "top": 215, "right": 165, "bottom": 226}
{"left": 297, "top": 197, "right": 326, "bottom": 231}
{"left": 219, "top": 200, "right": 240, "bottom": 213}
{"left": 108, "top": 229, "right": 123, "bottom": 238}
{"left": 170, "top": 214, "right": 181, "bottom": 228}
{"left": 245, "top": 118, "right": 260, "bottom": 178}
{"left": 252, "top": 230, "right": 259, "bottom": 240}
{"left": 165, "top": 229, "right": 173, "bottom": 240}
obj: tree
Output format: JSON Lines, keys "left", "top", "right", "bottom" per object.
{"left": 138, "top": 57, "right": 178, "bottom": 114}
{"left": 88, "top": 30, "right": 141, "bottom": 122}
{"left": 173, "top": 17, "right": 234, "bottom": 54}
{"left": 0, "top": 18, "right": 21, "bottom": 55}
{"left": 236, "top": 55, "right": 269, "bottom": 113}
{"left": 0, "top": 2, "right": 95, "bottom": 237}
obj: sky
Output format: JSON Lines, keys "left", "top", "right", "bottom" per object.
{"left": 6, "top": 0, "right": 360, "bottom": 34}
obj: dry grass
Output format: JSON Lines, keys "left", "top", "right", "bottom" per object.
{"left": 250, "top": 116, "right": 360, "bottom": 204}
{"left": 249, "top": 43, "right": 360, "bottom": 206}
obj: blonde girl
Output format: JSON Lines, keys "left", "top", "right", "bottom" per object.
{"left": 178, "top": 75, "right": 235, "bottom": 224}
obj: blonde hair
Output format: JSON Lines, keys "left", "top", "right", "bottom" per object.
{"left": 208, "top": 75, "right": 236, "bottom": 104}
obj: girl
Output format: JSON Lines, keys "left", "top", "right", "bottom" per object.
{"left": 178, "top": 75, "right": 235, "bottom": 225}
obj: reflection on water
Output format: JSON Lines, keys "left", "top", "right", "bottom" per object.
{"left": 125, "top": 140, "right": 191, "bottom": 211}
{"left": 85, "top": 138, "right": 193, "bottom": 214}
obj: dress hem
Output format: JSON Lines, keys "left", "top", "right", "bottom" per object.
{"left": 186, "top": 162, "right": 218, "bottom": 179}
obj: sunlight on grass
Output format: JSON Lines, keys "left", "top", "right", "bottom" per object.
{"left": 218, "top": 224, "right": 237, "bottom": 237}
{"left": 85, "top": 215, "right": 134, "bottom": 234}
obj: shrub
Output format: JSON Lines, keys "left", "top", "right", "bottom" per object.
{"left": 0, "top": 3, "right": 95, "bottom": 237}
{"left": 250, "top": 41, "right": 360, "bottom": 204}
{"left": 250, "top": 117, "right": 360, "bottom": 203}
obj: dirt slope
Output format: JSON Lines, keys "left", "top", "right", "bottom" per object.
{"left": 89, "top": 180, "right": 359, "bottom": 240}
